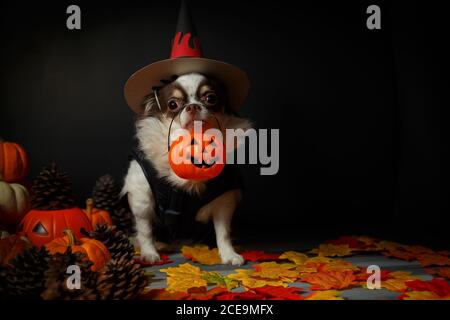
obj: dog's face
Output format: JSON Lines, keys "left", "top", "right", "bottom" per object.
{"left": 142, "top": 73, "right": 228, "bottom": 129}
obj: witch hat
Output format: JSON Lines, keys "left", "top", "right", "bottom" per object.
{"left": 124, "top": 0, "right": 249, "bottom": 114}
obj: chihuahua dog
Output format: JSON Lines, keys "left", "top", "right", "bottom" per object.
{"left": 122, "top": 72, "right": 251, "bottom": 265}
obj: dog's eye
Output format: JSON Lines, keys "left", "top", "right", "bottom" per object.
{"left": 203, "top": 93, "right": 218, "bottom": 106}
{"left": 168, "top": 99, "right": 180, "bottom": 111}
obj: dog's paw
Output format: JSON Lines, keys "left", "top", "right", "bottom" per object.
{"left": 140, "top": 250, "right": 161, "bottom": 264}
{"left": 220, "top": 251, "right": 244, "bottom": 266}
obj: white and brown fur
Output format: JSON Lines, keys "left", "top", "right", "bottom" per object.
{"left": 122, "top": 73, "right": 251, "bottom": 265}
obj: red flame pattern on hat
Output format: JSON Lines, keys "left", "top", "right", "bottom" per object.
{"left": 170, "top": 32, "right": 203, "bottom": 59}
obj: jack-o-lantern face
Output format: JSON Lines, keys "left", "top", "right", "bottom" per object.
{"left": 17, "top": 208, "right": 93, "bottom": 248}
{"left": 169, "top": 125, "right": 225, "bottom": 181}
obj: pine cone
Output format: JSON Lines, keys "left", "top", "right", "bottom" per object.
{"left": 83, "top": 224, "right": 135, "bottom": 261}
{"left": 86, "top": 255, "right": 147, "bottom": 300}
{"left": 0, "top": 247, "right": 50, "bottom": 299}
{"left": 78, "top": 224, "right": 147, "bottom": 299}
{"left": 92, "top": 175, "right": 120, "bottom": 212}
{"left": 31, "top": 163, "right": 76, "bottom": 210}
{"left": 111, "top": 205, "right": 135, "bottom": 236}
{"left": 41, "top": 247, "right": 97, "bottom": 300}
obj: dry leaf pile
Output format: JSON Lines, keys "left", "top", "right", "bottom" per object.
{"left": 137, "top": 235, "right": 450, "bottom": 300}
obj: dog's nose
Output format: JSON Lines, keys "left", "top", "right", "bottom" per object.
{"left": 185, "top": 104, "right": 201, "bottom": 114}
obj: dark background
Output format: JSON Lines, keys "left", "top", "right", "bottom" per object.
{"left": 0, "top": 1, "right": 447, "bottom": 246}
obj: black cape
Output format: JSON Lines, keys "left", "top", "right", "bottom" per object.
{"left": 129, "top": 146, "right": 243, "bottom": 242}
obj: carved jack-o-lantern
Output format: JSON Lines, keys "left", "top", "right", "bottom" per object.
{"left": 17, "top": 208, "right": 93, "bottom": 248}
{"left": 168, "top": 124, "right": 225, "bottom": 181}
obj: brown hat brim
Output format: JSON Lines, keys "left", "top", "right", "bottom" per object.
{"left": 124, "top": 58, "right": 249, "bottom": 114}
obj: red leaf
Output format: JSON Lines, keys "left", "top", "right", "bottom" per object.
{"left": 252, "top": 286, "right": 304, "bottom": 300}
{"left": 134, "top": 253, "right": 172, "bottom": 266}
{"left": 241, "top": 250, "right": 280, "bottom": 262}
{"left": 326, "top": 236, "right": 370, "bottom": 249}
{"left": 405, "top": 279, "right": 450, "bottom": 297}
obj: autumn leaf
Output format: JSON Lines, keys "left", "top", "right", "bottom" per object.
{"left": 202, "top": 272, "right": 239, "bottom": 290}
{"left": 380, "top": 271, "right": 422, "bottom": 292}
{"left": 355, "top": 268, "right": 392, "bottom": 283}
{"left": 185, "top": 286, "right": 230, "bottom": 300}
{"left": 381, "top": 248, "right": 417, "bottom": 261}
{"left": 301, "top": 270, "right": 357, "bottom": 290}
{"left": 438, "top": 250, "right": 450, "bottom": 257}
{"left": 405, "top": 279, "right": 450, "bottom": 298}
{"left": 139, "top": 288, "right": 190, "bottom": 300}
{"left": 356, "top": 236, "right": 378, "bottom": 246}
{"left": 318, "top": 259, "right": 359, "bottom": 272}
{"left": 425, "top": 267, "right": 450, "bottom": 279}
{"left": 134, "top": 253, "right": 172, "bottom": 266}
{"left": 160, "top": 263, "right": 207, "bottom": 292}
{"left": 403, "top": 245, "right": 435, "bottom": 255}
{"left": 375, "top": 240, "right": 404, "bottom": 252}
{"left": 140, "top": 286, "right": 229, "bottom": 300}
{"left": 327, "top": 236, "right": 373, "bottom": 250}
{"left": 241, "top": 250, "right": 280, "bottom": 262}
{"left": 399, "top": 291, "right": 450, "bottom": 300}
{"left": 416, "top": 252, "right": 450, "bottom": 267}
{"left": 228, "top": 269, "right": 288, "bottom": 288}
{"left": 252, "top": 286, "right": 304, "bottom": 300}
{"left": 279, "top": 251, "right": 308, "bottom": 265}
{"left": 253, "top": 262, "right": 298, "bottom": 281}
{"left": 295, "top": 263, "right": 319, "bottom": 276}
{"left": 306, "top": 256, "right": 335, "bottom": 264}
{"left": 181, "top": 245, "right": 222, "bottom": 265}
{"left": 305, "top": 290, "right": 344, "bottom": 300}
{"left": 310, "top": 244, "right": 354, "bottom": 257}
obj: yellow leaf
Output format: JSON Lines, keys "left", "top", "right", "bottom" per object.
{"left": 181, "top": 245, "right": 221, "bottom": 265}
{"left": 311, "top": 244, "right": 354, "bottom": 257}
{"left": 253, "top": 262, "right": 298, "bottom": 281}
{"left": 279, "top": 251, "right": 308, "bottom": 265}
{"left": 319, "top": 259, "right": 359, "bottom": 272}
{"left": 305, "top": 290, "right": 344, "bottom": 300}
{"left": 160, "top": 263, "right": 207, "bottom": 292}
{"left": 228, "top": 269, "right": 288, "bottom": 288}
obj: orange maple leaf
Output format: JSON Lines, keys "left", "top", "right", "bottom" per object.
{"left": 252, "top": 262, "right": 299, "bottom": 281}
{"left": 181, "top": 245, "right": 222, "bottom": 265}
{"left": 310, "top": 244, "right": 354, "bottom": 257}
{"left": 301, "top": 270, "right": 357, "bottom": 290}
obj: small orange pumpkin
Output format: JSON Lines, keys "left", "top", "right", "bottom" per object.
{"left": 45, "top": 229, "right": 110, "bottom": 271}
{"left": 83, "top": 198, "right": 113, "bottom": 229}
{"left": 0, "top": 139, "right": 30, "bottom": 183}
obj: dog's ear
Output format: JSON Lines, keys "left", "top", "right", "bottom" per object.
{"left": 140, "top": 93, "right": 161, "bottom": 118}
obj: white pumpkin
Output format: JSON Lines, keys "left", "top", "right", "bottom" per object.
{"left": 0, "top": 181, "right": 30, "bottom": 225}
